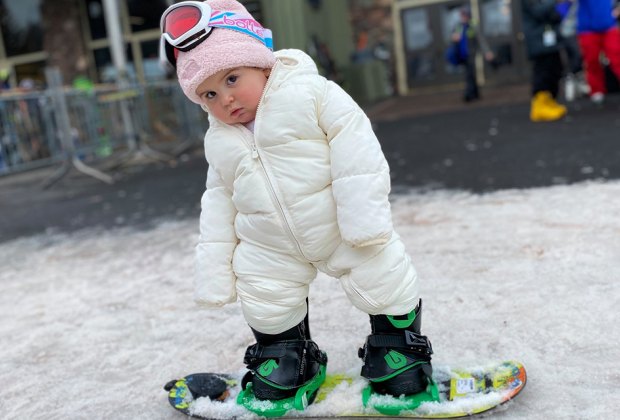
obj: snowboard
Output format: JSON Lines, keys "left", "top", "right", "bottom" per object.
{"left": 164, "top": 360, "right": 526, "bottom": 419}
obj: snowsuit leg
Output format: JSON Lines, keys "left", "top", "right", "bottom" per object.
{"left": 321, "top": 233, "right": 432, "bottom": 397}
{"left": 233, "top": 240, "right": 317, "bottom": 335}
{"left": 323, "top": 233, "right": 419, "bottom": 316}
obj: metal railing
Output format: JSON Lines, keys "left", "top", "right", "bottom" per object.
{"left": 0, "top": 79, "right": 209, "bottom": 180}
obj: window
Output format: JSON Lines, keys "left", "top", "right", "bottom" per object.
{"left": 0, "top": 0, "right": 43, "bottom": 56}
{"left": 481, "top": 0, "right": 512, "bottom": 37}
{"left": 86, "top": 0, "right": 107, "bottom": 40}
{"left": 402, "top": 8, "right": 432, "bottom": 51}
{"left": 127, "top": 0, "right": 169, "bottom": 32}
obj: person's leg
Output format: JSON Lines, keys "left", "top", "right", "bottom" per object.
{"left": 602, "top": 27, "right": 620, "bottom": 82}
{"left": 233, "top": 242, "right": 326, "bottom": 400}
{"left": 532, "top": 55, "right": 546, "bottom": 95}
{"left": 328, "top": 234, "right": 418, "bottom": 316}
{"left": 463, "top": 57, "right": 479, "bottom": 101}
{"left": 327, "top": 234, "right": 433, "bottom": 396}
{"left": 530, "top": 53, "right": 567, "bottom": 121}
{"left": 532, "top": 51, "right": 562, "bottom": 96}
{"left": 234, "top": 241, "right": 316, "bottom": 334}
{"left": 562, "top": 36, "right": 588, "bottom": 100}
{"left": 563, "top": 35, "right": 584, "bottom": 74}
{"left": 579, "top": 31, "right": 606, "bottom": 95}
{"left": 548, "top": 51, "right": 564, "bottom": 98}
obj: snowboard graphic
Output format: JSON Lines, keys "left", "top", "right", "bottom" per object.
{"left": 164, "top": 360, "right": 526, "bottom": 419}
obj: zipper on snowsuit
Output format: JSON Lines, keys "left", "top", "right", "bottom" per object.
{"left": 240, "top": 61, "right": 313, "bottom": 262}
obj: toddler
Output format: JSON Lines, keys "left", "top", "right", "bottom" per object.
{"left": 161, "top": 0, "right": 434, "bottom": 408}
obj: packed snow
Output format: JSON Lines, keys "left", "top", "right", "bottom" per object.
{"left": 1, "top": 180, "right": 619, "bottom": 419}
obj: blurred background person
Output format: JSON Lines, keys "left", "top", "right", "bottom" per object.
{"left": 559, "top": 0, "right": 590, "bottom": 100}
{"left": 448, "top": 6, "right": 495, "bottom": 103}
{"left": 521, "top": 0, "right": 567, "bottom": 122}
{"left": 576, "top": 0, "right": 620, "bottom": 103}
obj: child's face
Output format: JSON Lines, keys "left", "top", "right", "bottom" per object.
{"left": 196, "top": 67, "right": 270, "bottom": 125}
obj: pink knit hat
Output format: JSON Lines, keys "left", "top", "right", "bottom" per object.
{"left": 175, "top": 0, "right": 276, "bottom": 104}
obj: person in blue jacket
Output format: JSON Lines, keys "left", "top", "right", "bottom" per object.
{"left": 577, "top": 0, "right": 620, "bottom": 103}
{"left": 448, "top": 6, "right": 494, "bottom": 102}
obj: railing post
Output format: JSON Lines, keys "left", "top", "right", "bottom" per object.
{"left": 42, "top": 67, "right": 114, "bottom": 189}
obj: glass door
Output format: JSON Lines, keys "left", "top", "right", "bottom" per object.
{"left": 479, "top": 0, "right": 529, "bottom": 84}
{"left": 396, "top": 0, "right": 530, "bottom": 93}
{"left": 400, "top": 0, "right": 468, "bottom": 89}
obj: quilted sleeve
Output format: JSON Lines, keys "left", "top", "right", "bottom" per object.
{"left": 194, "top": 164, "right": 239, "bottom": 307}
{"left": 318, "top": 80, "right": 393, "bottom": 247}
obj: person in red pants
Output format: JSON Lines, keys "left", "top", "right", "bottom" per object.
{"left": 577, "top": 0, "right": 620, "bottom": 103}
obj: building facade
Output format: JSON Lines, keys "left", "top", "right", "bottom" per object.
{"left": 392, "top": 0, "right": 529, "bottom": 95}
{"left": 0, "top": 0, "right": 531, "bottom": 96}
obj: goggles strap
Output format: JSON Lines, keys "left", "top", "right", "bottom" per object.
{"left": 160, "top": 8, "right": 274, "bottom": 68}
{"left": 209, "top": 11, "right": 273, "bottom": 50}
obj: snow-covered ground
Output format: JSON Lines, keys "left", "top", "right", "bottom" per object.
{"left": 1, "top": 180, "right": 619, "bottom": 419}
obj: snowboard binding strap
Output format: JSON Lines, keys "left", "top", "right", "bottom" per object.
{"left": 244, "top": 339, "right": 327, "bottom": 368}
{"left": 365, "top": 331, "right": 433, "bottom": 357}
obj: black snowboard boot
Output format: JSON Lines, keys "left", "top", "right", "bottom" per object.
{"left": 242, "top": 314, "right": 327, "bottom": 401}
{"left": 359, "top": 299, "right": 433, "bottom": 396}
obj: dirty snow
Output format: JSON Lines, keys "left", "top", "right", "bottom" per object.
{"left": 1, "top": 180, "right": 619, "bottom": 419}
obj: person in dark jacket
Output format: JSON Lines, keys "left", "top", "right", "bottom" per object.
{"left": 521, "top": 0, "right": 568, "bottom": 121}
{"left": 576, "top": 0, "right": 620, "bottom": 103}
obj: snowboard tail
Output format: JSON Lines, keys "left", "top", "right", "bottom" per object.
{"left": 164, "top": 360, "right": 526, "bottom": 419}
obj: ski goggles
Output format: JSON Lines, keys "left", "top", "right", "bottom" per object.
{"left": 159, "top": 1, "right": 273, "bottom": 68}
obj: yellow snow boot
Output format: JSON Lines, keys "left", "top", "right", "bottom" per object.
{"left": 530, "top": 91, "right": 567, "bottom": 122}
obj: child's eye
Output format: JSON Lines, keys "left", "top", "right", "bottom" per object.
{"left": 227, "top": 75, "right": 238, "bottom": 85}
{"left": 205, "top": 91, "right": 216, "bottom": 100}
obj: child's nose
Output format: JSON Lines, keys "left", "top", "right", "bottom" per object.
{"left": 223, "top": 93, "right": 234, "bottom": 106}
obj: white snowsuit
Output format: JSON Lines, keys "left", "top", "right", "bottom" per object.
{"left": 195, "top": 49, "right": 419, "bottom": 334}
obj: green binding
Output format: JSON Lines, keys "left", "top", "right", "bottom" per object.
{"left": 362, "top": 378, "right": 440, "bottom": 416}
{"left": 386, "top": 310, "right": 417, "bottom": 329}
{"left": 237, "top": 364, "right": 327, "bottom": 417}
